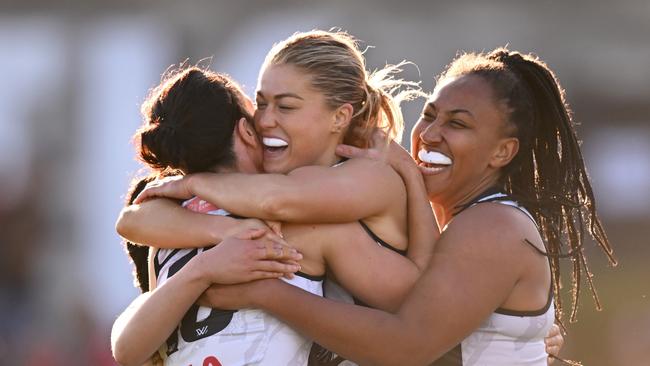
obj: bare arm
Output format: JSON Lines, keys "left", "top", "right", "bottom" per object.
{"left": 336, "top": 137, "right": 439, "bottom": 270}
{"left": 116, "top": 198, "right": 237, "bottom": 247}
{"left": 322, "top": 226, "right": 420, "bottom": 312}
{"left": 116, "top": 198, "right": 275, "bottom": 249}
{"left": 200, "top": 205, "right": 536, "bottom": 365}
{"left": 134, "top": 158, "right": 406, "bottom": 224}
{"left": 111, "top": 230, "right": 302, "bottom": 366}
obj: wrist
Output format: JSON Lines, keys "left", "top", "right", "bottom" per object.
{"left": 248, "top": 279, "right": 276, "bottom": 308}
{"left": 184, "top": 253, "right": 212, "bottom": 289}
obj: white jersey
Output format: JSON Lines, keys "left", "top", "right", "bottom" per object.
{"left": 154, "top": 198, "right": 323, "bottom": 366}
{"left": 432, "top": 192, "right": 555, "bottom": 366}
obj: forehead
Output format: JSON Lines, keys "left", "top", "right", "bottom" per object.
{"left": 257, "top": 64, "right": 314, "bottom": 96}
{"left": 428, "top": 75, "right": 497, "bottom": 113}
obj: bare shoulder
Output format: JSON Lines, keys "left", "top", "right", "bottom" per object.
{"left": 439, "top": 202, "right": 542, "bottom": 260}
{"left": 290, "top": 157, "right": 397, "bottom": 178}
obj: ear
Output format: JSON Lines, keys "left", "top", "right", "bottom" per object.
{"left": 331, "top": 103, "right": 353, "bottom": 134}
{"left": 235, "top": 117, "right": 258, "bottom": 147}
{"left": 489, "top": 137, "right": 519, "bottom": 168}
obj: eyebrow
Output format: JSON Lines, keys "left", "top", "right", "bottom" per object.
{"left": 256, "top": 91, "right": 304, "bottom": 101}
{"left": 449, "top": 109, "right": 474, "bottom": 118}
{"left": 426, "top": 102, "right": 474, "bottom": 118}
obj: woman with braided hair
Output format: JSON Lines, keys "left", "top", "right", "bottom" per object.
{"left": 196, "top": 47, "right": 613, "bottom": 365}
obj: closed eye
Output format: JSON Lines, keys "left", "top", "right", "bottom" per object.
{"left": 422, "top": 113, "right": 435, "bottom": 122}
{"left": 449, "top": 120, "right": 466, "bottom": 128}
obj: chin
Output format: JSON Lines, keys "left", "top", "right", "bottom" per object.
{"left": 263, "top": 161, "right": 290, "bottom": 174}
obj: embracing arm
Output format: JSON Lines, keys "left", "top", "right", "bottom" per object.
{"left": 337, "top": 137, "right": 439, "bottom": 271}
{"left": 111, "top": 230, "right": 302, "bottom": 366}
{"left": 392, "top": 155, "right": 439, "bottom": 270}
{"left": 116, "top": 198, "right": 268, "bottom": 249}
{"left": 111, "top": 255, "right": 208, "bottom": 366}
{"left": 203, "top": 205, "right": 529, "bottom": 365}
{"left": 322, "top": 224, "right": 421, "bottom": 312}
{"left": 136, "top": 158, "right": 405, "bottom": 224}
{"left": 324, "top": 165, "right": 438, "bottom": 311}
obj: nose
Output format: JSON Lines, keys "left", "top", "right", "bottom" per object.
{"left": 419, "top": 120, "right": 443, "bottom": 145}
{"left": 255, "top": 107, "right": 276, "bottom": 130}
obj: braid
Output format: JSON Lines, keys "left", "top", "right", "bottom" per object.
{"left": 499, "top": 50, "right": 616, "bottom": 321}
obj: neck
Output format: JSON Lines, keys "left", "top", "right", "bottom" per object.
{"left": 317, "top": 143, "right": 343, "bottom": 167}
{"left": 434, "top": 174, "right": 501, "bottom": 228}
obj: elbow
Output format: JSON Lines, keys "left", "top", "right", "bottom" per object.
{"left": 115, "top": 207, "right": 137, "bottom": 241}
{"left": 112, "top": 337, "right": 146, "bottom": 366}
{"left": 258, "top": 191, "right": 295, "bottom": 221}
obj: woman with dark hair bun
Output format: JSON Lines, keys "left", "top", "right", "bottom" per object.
{"left": 196, "top": 47, "right": 614, "bottom": 365}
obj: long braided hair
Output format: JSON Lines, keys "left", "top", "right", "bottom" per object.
{"left": 438, "top": 48, "right": 616, "bottom": 323}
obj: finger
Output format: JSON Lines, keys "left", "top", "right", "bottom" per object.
{"left": 280, "top": 259, "right": 301, "bottom": 267}
{"left": 255, "top": 260, "right": 301, "bottom": 274}
{"left": 133, "top": 188, "right": 157, "bottom": 204}
{"left": 336, "top": 144, "right": 367, "bottom": 159}
{"left": 249, "top": 271, "right": 286, "bottom": 281}
{"left": 235, "top": 228, "right": 267, "bottom": 240}
{"left": 265, "top": 220, "right": 283, "bottom": 238}
{"left": 261, "top": 241, "right": 302, "bottom": 261}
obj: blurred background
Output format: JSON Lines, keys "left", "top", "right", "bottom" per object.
{"left": 0, "top": 0, "right": 648, "bottom": 365}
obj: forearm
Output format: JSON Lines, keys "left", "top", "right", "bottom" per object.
{"left": 187, "top": 160, "right": 401, "bottom": 223}
{"left": 255, "top": 280, "right": 428, "bottom": 366}
{"left": 188, "top": 172, "right": 290, "bottom": 220}
{"left": 116, "top": 198, "right": 238, "bottom": 248}
{"left": 112, "top": 264, "right": 208, "bottom": 366}
{"left": 398, "top": 165, "right": 440, "bottom": 270}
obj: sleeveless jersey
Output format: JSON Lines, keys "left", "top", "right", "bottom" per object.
{"left": 154, "top": 197, "right": 323, "bottom": 366}
{"left": 432, "top": 191, "right": 555, "bottom": 366}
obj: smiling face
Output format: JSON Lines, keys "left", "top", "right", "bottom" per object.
{"left": 411, "top": 74, "right": 519, "bottom": 210}
{"left": 254, "top": 64, "right": 342, "bottom": 173}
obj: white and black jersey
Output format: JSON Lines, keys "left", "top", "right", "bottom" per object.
{"left": 154, "top": 198, "right": 323, "bottom": 366}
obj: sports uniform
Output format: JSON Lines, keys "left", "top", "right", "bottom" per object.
{"left": 153, "top": 197, "right": 323, "bottom": 366}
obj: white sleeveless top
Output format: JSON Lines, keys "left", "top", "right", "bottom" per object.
{"left": 154, "top": 197, "right": 323, "bottom": 366}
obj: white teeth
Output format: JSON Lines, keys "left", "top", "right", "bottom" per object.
{"left": 418, "top": 150, "right": 452, "bottom": 165}
{"left": 262, "top": 137, "right": 288, "bottom": 147}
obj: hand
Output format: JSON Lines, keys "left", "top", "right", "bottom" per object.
{"left": 336, "top": 129, "right": 417, "bottom": 174}
{"left": 264, "top": 220, "right": 283, "bottom": 238}
{"left": 226, "top": 218, "right": 284, "bottom": 241}
{"left": 545, "top": 323, "right": 564, "bottom": 365}
{"left": 134, "top": 175, "right": 194, "bottom": 204}
{"left": 336, "top": 128, "right": 388, "bottom": 162}
{"left": 197, "top": 279, "right": 278, "bottom": 309}
{"left": 190, "top": 228, "right": 302, "bottom": 285}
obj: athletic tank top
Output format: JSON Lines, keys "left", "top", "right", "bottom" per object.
{"left": 154, "top": 197, "right": 324, "bottom": 366}
{"left": 432, "top": 190, "right": 555, "bottom": 366}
